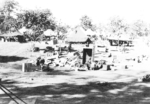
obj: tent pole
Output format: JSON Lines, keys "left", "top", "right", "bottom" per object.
{"left": 92, "top": 41, "right": 95, "bottom": 62}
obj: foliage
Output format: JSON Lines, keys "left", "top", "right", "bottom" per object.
{"left": 56, "top": 24, "right": 70, "bottom": 40}
{"left": 0, "top": 13, "right": 5, "bottom": 24}
{"left": 132, "top": 20, "right": 149, "bottom": 37}
{"left": 57, "top": 25, "right": 67, "bottom": 35}
{"left": 80, "top": 15, "right": 96, "bottom": 31}
{"left": 108, "top": 17, "right": 128, "bottom": 37}
{"left": 97, "top": 24, "right": 108, "bottom": 39}
{"left": 1, "top": 0, "right": 150, "bottom": 42}
{"left": 1, "top": 0, "right": 18, "bottom": 17}
{"left": 16, "top": 9, "right": 57, "bottom": 41}
{"left": 0, "top": 0, "right": 18, "bottom": 33}
{"left": 23, "top": 29, "right": 44, "bottom": 41}
{"left": 17, "top": 9, "right": 56, "bottom": 30}
{"left": 0, "top": 16, "right": 17, "bottom": 33}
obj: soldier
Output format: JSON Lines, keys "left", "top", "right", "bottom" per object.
{"left": 68, "top": 43, "right": 72, "bottom": 52}
{"left": 36, "top": 57, "right": 45, "bottom": 71}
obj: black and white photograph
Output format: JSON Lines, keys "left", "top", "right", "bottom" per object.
{"left": 1, "top": 0, "right": 150, "bottom": 103}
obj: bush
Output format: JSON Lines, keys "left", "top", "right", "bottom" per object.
{"left": 142, "top": 74, "right": 150, "bottom": 82}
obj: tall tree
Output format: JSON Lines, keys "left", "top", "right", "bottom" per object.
{"left": 0, "top": 0, "right": 18, "bottom": 33}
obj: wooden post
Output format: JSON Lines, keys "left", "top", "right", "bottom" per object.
{"left": 59, "top": 42, "right": 61, "bottom": 55}
{"left": 92, "top": 41, "right": 95, "bottom": 62}
{"left": 22, "top": 63, "right": 32, "bottom": 72}
{"left": 22, "top": 63, "right": 25, "bottom": 72}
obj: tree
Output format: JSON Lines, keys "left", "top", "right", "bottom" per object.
{"left": 0, "top": 16, "right": 17, "bottom": 33}
{"left": 0, "top": 12, "right": 5, "bottom": 24}
{"left": 108, "top": 17, "right": 130, "bottom": 40}
{"left": 58, "top": 25, "right": 70, "bottom": 40}
{"left": 132, "top": 20, "right": 149, "bottom": 37}
{"left": 0, "top": 0, "right": 18, "bottom": 34}
{"left": 16, "top": 9, "right": 57, "bottom": 41}
{"left": 97, "top": 24, "right": 108, "bottom": 40}
{"left": 109, "top": 17, "right": 128, "bottom": 35}
{"left": 57, "top": 24, "right": 70, "bottom": 34}
{"left": 108, "top": 17, "right": 129, "bottom": 51}
{"left": 80, "top": 15, "right": 96, "bottom": 31}
{"left": 1, "top": 0, "right": 18, "bottom": 17}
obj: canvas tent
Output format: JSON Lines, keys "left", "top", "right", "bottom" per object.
{"left": 66, "top": 27, "right": 92, "bottom": 43}
{"left": 85, "top": 29, "right": 97, "bottom": 36}
{"left": 0, "top": 31, "right": 25, "bottom": 42}
{"left": 108, "top": 34, "right": 132, "bottom": 41}
{"left": 0, "top": 31, "right": 23, "bottom": 37}
{"left": 19, "top": 27, "right": 34, "bottom": 36}
{"left": 107, "top": 34, "right": 133, "bottom": 46}
{"left": 43, "top": 29, "right": 57, "bottom": 37}
{"left": 19, "top": 27, "right": 28, "bottom": 34}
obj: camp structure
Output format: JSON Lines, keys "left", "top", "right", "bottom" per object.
{"left": 107, "top": 34, "right": 133, "bottom": 47}
{"left": 85, "top": 29, "right": 97, "bottom": 37}
{"left": 43, "top": 29, "right": 57, "bottom": 40}
{"left": 66, "top": 27, "right": 94, "bottom": 44}
{"left": 0, "top": 31, "right": 25, "bottom": 42}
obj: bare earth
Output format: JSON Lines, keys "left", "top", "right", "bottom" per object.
{"left": 0, "top": 42, "right": 150, "bottom": 104}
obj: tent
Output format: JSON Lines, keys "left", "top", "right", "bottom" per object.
{"left": 85, "top": 29, "right": 97, "bottom": 36}
{"left": 107, "top": 34, "right": 133, "bottom": 47}
{"left": 66, "top": 27, "right": 89, "bottom": 43}
{"left": 108, "top": 33, "right": 132, "bottom": 41}
{"left": 43, "top": 29, "right": 57, "bottom": 36}
{"left": 0, "top": 31, "right": 25, "bottom": 42}
{"left": 0, "top": 31, "right": 23, "bottom": 37}
{"left": 19, "top": 27, "right": 27, "bottom": 34}
{"left": 18, "top": 27, "right": 34, "bottom": 35}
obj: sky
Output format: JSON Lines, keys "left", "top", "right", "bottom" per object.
{"left": 1, "top": 0, "right": 150, "bottom": 27}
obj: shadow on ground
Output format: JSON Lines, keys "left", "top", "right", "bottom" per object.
{"left": 0, "top": 56, "right": 27, "bottom": 63}
{"left": 1, "top": 79, "right": 150, "bottom": 104}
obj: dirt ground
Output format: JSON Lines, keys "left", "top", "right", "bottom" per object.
{"left": 1, "top": 42, "right": 150, "bottom": 104}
